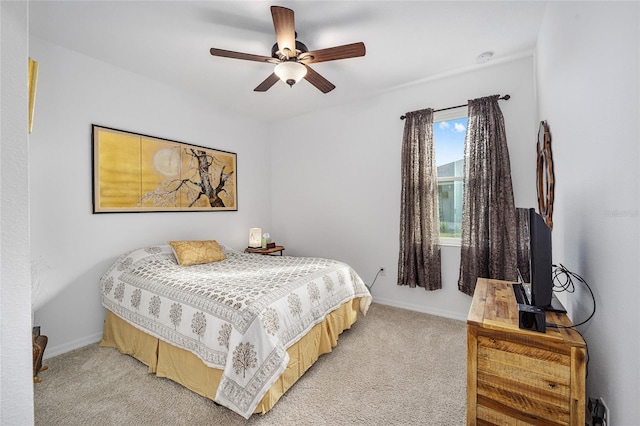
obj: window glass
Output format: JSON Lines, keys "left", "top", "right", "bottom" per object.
{"left": 433, "top": 114, "right": 467, "bottom": 240}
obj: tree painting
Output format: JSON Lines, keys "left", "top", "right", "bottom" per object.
{"left": 307, "top": 282, "right": 321, "bottom": 306}
{"left": 149, "top": 296, "right": 161, "bottom": 319}
{"left": 288, "top": 293, "right": 303, "bottom": 319}
{"left": 93, "top": 125, "right": 237, "bottom": 213}
{"left": 169, "top": 303, "right": 182, "bottom": 330}
{"left": 232, "top": 342, "right": 257, "bottom": 379}
{"left": 138, "top": 147, "right": 235, "bottom": 209}
{"left": 114, "top": 282, "right": 125, "bottom": 304}
{"left": 131, "top": 289, "right": 142, "bottom": 311}
{"left": 218, "top": 323, "right": 232, "bottom": 349}
{"left": 191, "top": 311, "right": 207, "bottom": 341}
{"left": 323, "top": 276, "right": 335, "bottom": 296}
{"left": 102, "top": 277, "right": 114, "bottom": 296}
{"left": 262, "top": 308, "right": 280, "bottom": 336}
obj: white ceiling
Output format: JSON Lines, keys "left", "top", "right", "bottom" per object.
{"left": 29, "top": 1, "right": 548, "bottom": 123}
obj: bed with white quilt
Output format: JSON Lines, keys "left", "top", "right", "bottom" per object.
{"left": 99, "top": 240, "right": 371, "bottom": 418}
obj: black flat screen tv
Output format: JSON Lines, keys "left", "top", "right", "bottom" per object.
{"left": 527, "top": 208, "right": 566, "bottom": 312}
{"left": 528, "top": 208, "right": 552, "bottom": 308}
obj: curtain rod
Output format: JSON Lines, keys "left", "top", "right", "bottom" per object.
{"left": 399, "top": 94, "right": 511, "bottom": 120}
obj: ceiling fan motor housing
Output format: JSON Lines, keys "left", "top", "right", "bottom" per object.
{"left": 271, "top": 40, "right": 310, "bottom": 61}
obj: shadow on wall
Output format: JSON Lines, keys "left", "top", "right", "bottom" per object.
{"left": 34, "top": 257, "right": 116, "bottom": 356}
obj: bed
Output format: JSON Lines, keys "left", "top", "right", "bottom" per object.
{"left": 99, "top": 241, "right": 372, "bottom": 418}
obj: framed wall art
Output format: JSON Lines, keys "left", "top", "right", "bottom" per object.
{"left": 92, "top": 125, "right": 237, "bottom": 213}
{"left": 28, "top": 57, "right": 39, "bottom": 133}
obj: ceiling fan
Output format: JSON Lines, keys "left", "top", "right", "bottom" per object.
{"left": 209, "top": 5, "right": 366, "bottom": 93}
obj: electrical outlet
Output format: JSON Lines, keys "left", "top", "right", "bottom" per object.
{"left": 599, "top": 398, "right": 609, "bottom": 426}
{"left": 379, "top": 267, "right": 385, "bottom": 276}
{"left": 590, "top": 397, "right": 610, "bottom": 426}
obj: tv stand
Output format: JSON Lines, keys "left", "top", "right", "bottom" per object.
{"left": 467, "top": 278, "right": 586, "bottom": 425}
{"left": 546, "top": 292, "right": 567, "bottom": 313}
{"left": 513, "top": 283, "right": 567, "bottom": 313}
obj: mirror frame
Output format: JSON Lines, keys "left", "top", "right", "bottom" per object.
{"left": 536, "top": 120, "right": 554, "bottom": 228}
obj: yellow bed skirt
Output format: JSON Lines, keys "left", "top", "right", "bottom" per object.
{"left": 99, "top": 297, "right": 362, "bottom": 415}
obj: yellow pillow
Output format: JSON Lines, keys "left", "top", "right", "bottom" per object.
{"left": 168, "top": 240, "right": 226, "bottom": 266}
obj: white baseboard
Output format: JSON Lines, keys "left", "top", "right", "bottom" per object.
{"left": 43, "top": 331, "right": 104, "bottom": 359}
{"left": 42, "top": 300, "right": 465, "bottom": 359}
{"left": 371, "top": 296, "right": 467, "bottom": 322}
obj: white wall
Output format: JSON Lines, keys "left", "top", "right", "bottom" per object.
{"left": 536, "top": 2, "right": 639, "bottom": 423}
{"left": 269, "top": 56, "right": 538, "bottom": 320}
{"left": 29, "top": 37, "right": 272, "bottom": 357}
{"left": 0, "top": 1, "right": 35, "bottom": 424}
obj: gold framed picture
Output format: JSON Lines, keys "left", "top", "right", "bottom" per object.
{"left": 92, "top": 125, "right": 237, "bottom": 213}
{"left": 29, "top": 58, "right": 38, "bottom": 133}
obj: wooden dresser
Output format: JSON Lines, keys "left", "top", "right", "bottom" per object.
{"left": 467, "top": 278, "right": 586, "bottom": 425}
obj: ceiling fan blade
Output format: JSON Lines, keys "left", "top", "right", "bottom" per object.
{"left": 299, "top": 42, "right": 366, "bottom": 64}
{"left": 303, "top": 65, "right": 335, "bottom": 93}
{"left": 254, "top": 73, "right": 280, "bottom": 92}
{"left": 271, "top": 6, "right": 296, "bottom": 59}
{"left": 210, "top": 48, "right": 277, "bottom": 64}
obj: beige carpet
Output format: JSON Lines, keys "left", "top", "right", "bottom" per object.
{"left": 34, "top": 303, "right": 467, "bottom": 425}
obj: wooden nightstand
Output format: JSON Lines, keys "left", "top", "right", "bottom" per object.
{"left": 32, "top": 326, "right": 48, "bottom": 383}
{"left": 244, "top": 246, "right": 285, "bottom": 256}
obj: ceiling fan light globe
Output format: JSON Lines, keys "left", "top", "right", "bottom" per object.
{"left": 274, "top": 61, "right": 307, "bottom": 87}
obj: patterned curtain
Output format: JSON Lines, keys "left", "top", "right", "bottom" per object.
{"left": 458, "top": 95, "right": 517, "bottom": 296}
{"left": 397, "top": 108, "right": 442, "bottom": 291}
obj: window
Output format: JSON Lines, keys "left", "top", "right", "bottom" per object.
{"left": 433, "top": 108, "right": 468, "bottom": 245}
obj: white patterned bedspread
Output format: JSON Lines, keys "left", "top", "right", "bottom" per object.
{"left": 100, "top": 244, "right": 371, "bottom": 418}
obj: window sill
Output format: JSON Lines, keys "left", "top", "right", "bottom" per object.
{"left": 439, "top": 237, "right": 461, "bottom": 247}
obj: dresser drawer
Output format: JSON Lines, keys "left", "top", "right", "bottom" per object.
{"left": 476, "top": 334, "right": 571, "bottom": 425}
